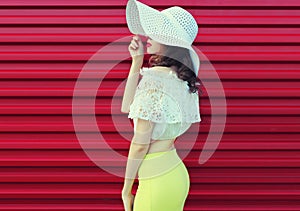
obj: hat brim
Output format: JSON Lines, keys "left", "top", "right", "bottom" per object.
{"left": 126, "top": 0, "right": 163, "bottom": 36}
{"left": 187, "top": 45, "right": 200, "bottom": 76}
{"left": 126, "top": 0, "right": 200, "bottom": 76}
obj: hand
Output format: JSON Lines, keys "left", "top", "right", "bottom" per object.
{"left": 122, "top": 192, "right": 135, "bottom": 211}
{"left": 128, "top": 35, "right": 144, "bottom": 61}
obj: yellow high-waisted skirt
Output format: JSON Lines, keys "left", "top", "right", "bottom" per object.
{"left": 133, "top": 148, "right": 190, "bottom": 211}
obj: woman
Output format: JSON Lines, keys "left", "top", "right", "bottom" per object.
{"left": 121, "top": 1, "right": 202, "bottom": 210}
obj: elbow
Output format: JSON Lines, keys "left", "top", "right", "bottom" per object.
{"left": 121, "top": 109, "right": 129, "bottom": 114}
{"left": 121, "top": 105, "right": 129, "bottom": 113}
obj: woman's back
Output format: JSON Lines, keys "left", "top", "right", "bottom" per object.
{"left": 129, "top": 66, "right": 199, "bottom": 154}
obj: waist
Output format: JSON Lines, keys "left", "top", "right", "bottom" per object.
{"left": 148, "top": 138, "right": 175, "bottom": 154}
{"left": 138, "top": 148, "right": 183, "bottom": 180}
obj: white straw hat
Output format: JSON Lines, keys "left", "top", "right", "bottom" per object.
{"left": 126, "top": 0, "right": 200, "bottom": 76}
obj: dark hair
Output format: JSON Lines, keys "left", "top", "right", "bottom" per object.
{"left": 147, "top": 44, "right": 203, "bottom": 96}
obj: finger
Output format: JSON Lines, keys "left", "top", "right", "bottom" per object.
{"left": 133, "top": 37, "right": 141, "bottom": 44}
{"left": 133, "top": 36, "right": 141, "bottom": 44}
{"left": 133, "top": 35, "right": 139, "bottom": 40}
{"left": 131, "top": 40, "right": 138, "bottom": 48}
{"left": 133, "top": 39, "right": 139, "bottom": 46}
{"left": 133, "top": 41, "right": 138, "bottom": 48}
{"left": 130, "top": 45, "right": 136, "bottom": 50}
{"left": 129, "top": 42, "right": 137, "bottom": 49}
{"left": 132, "top": 43, "right": 138, "bottom": 49}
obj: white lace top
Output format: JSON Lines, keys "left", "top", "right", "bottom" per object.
{"left": 128, "top": 67, "right": 201, "bottom": 142}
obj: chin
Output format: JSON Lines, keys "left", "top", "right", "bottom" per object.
{"left": 146, "top": 50, "right": 153, "bottom": 54}
{"left": 146, "top": 47, "right": 151, "bottom": 53}
{"left": 147, "top": 49, "right": 158, "bottom": 55}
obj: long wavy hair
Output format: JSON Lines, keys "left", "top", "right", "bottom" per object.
{"left": 148, "top": 44, "right": 203, "bottom": 95}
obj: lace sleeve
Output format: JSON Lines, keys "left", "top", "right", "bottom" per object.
{"left": 127, "top": 67, "right": 201, "bottom": 141}
{"left": 128, "top": 85, "right": 182, "bottom": 124}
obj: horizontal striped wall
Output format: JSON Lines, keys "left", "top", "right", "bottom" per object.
{"left": 0, "top": 0, "right": 300, "bottom": 210}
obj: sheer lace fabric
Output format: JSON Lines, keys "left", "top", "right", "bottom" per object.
{"left": 128, "top": 67, "right": 201, "bottom": 142}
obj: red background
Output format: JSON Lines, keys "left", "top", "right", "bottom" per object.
{"left": 0, "top": 0, "right": 300, "bottom": 210}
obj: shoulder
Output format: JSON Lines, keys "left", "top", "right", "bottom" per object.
{"left": 141, "top": 66, "right": 176, "bottom": 75}
{"left": 140, "top": 67, "right": 184, "bottom": 85}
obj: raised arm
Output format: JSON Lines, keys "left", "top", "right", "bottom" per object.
{"left": 121, "top": 35, "right": 144, "bottom": 113}
{"left": 121, "top": 60, "right": 142, "bottom": 113}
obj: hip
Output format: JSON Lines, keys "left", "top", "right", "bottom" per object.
{"left": 138, "top": 148, "right": 189, "bottom": 181}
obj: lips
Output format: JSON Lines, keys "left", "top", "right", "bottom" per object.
{"left": 146, "top": 43, "right": 152, "bottom": 47}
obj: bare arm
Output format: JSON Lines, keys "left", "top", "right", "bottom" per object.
{"left": 122, "top": 118, "right": 154, "bottom": 195}
{"left": 121, "top": 34, "right": 144, "bottom": 113}
{"left": 121, "top": 60, "right": 143, "bottom": 113}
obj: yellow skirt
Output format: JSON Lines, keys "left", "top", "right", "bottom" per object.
{"left": 133, "top": 148, "right": 190, "bottom": 211}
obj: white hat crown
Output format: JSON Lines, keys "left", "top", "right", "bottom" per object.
{"left": 161, "top": 6, "right": 198, "bottom": 45}
{"left": 126, "top": 0, "right": 200, "bottom": 75}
